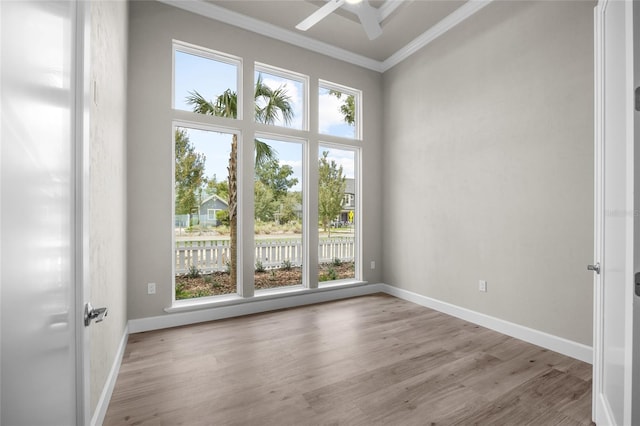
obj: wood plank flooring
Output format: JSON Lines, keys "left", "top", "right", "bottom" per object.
{"left": 104, "top": 294, "right": 594, "bottom": 425}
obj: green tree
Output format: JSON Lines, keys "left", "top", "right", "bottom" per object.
{"left": 318, "top": 151, "right": 346, "bottom": 235}
{"left": 186, "top": 74, "right": 293, "bottom": 288}
{"left": 329, "top": 90, "right": 355, "bottom": 126}
{"left": 254, "top": 181, "right": 278, "bottom": 222}
{"left": 255, "top": 158, "right": 298, "bottom": 201}
{"left": 205, "top": 174, "right": 229, "bottom": 200}
{"left": 279, "top": 191, "right": 302, "bottom": 224}
{"left": 174, "top": 129, "right": 207, "bottom": 216}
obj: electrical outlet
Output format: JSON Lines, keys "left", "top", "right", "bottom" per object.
{"left": 371, "top": 261, "right": 376, "bottom": 269}
{"left": 147, "top": 282, "right": 156, "bottom": 295}
{"left": 478, "top": 280, "right": 487, "bottom": 292}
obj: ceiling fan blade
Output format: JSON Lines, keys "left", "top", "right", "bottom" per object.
{"left": 296, "top": 0, "right": 345, "bottom": 31}
{"left": 356, "top": 0, "right": 382, "bottom": 40}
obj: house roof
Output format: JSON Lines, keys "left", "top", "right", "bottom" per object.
{"left": 345, "top": 178, "right": 355, "bottom": 195}
{"left": 200, "top": 194, "right": 228, "bottom": 207}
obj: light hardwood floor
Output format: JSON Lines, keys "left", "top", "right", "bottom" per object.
{"left": 104, "top": 294, "right": 593, "bottom": 425}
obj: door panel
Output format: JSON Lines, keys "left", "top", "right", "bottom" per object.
{"left": 1, "top": 1, "right": 79, "bottom": 424}
{"left": 594, "top": 1, "right": 634, "bottom": 425}
{"left": 634, "top": 1, "right": 640, "bottom": 424}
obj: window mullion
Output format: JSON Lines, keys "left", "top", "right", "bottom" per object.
{"left": 238, "top": 61, "right": 256, "bottom": 298}
{"left": 306, "top": 138, "right": 320, "bottom": 289}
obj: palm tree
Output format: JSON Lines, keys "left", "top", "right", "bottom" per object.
{"left": 186, "top": 74, "right": 293, "bottom": 288}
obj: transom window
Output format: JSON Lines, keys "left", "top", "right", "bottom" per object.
{"left": 318, "top": 80, "right": 361, "bottom": 140}
{"left": 173, "top": 41, "right": 242, "bottom": 119}
{"left": 255, "top": 63, "right": 307, "bottom": 130}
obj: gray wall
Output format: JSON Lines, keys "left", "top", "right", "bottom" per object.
{"left": 382, "top": 1, "right": 594, "bottom": 345}
{"left": 127, "top": 1, "right": 384, "bottom": 319}
{"left": 89, "top": 0, "right": 128, "bottom": 414}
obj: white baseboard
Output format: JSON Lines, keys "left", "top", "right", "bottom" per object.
{"left": 380, "top": 284, "right": 593, "bottom": 364}
{"left": 91, "top": 324, "right": 129, "bottom": 426}
{"left": 128, "top": 283, "right": 385, "bottom": 334}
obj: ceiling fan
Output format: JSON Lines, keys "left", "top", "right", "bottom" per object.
{"left": 296, "top": 0, "right": 383, "bottom": 40}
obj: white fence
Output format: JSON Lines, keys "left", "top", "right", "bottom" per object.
{"left": 175, "top": 238, "right": 354, "bottom": 274}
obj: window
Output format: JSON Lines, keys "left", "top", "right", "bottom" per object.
{"left": 172, "top": 41, "right": 363, "bottom": 302}
{"left": 342, "top": 194, "right": 354, "bottom": 207}
{"left": 318, "top": 80, "right": 361, "bottom": 140}
{"left": 173, "top": 41, "right": 241, "bottom": 118}
{"left": 174, "top": 125, "right": 236, "bottom": 299}
{"left": 255, "top": 63, "right": 307, "bottom": 130}
{"left": 254, "top": 137, "right": 304, "bottom": 290}
{"left": 318, "top": 145, "right": 358, "bottom": 283}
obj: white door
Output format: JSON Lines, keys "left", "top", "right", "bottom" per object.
{"left": 593, "top": 1, "right": 637, "bottom": 425}
{"left": 0, "top": 1, "right": 90, "bottom": 424}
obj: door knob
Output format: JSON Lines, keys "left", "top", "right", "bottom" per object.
{"left": 84, "top": 303, "right": 108, "bottom": 326}
{"left": 588, "top": 263, "right": 601, "bottom": 274}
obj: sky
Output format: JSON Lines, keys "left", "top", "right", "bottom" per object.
{"left": 174, "top": 49, "right": 357, "bottom": 188}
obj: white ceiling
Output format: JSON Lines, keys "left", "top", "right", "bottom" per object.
{"left": 160, "top": 0, "right": 492, "bottom": 72}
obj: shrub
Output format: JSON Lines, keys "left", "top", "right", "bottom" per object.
{"left": 319, "top": 266, "right": 338, "bottom": 282}
{"left": 281, "top": 259, "right": 293, "bottom": 271}
{"left": 332, "top": 257, "right": 342, "bottom": 267}
{"left": 194, "top": 289, "right": 210, "bottom": 298}
{"left": 327, "top": 267, "right": 338, "bottom": 281}
{"left": 216, "top": 210, "right": 230, "bottom": 226}
{"left": 186, "top": 265, "right": 201, "bottom": 278}
{"left": 256, "top": 260, "right": 266, "bottom": 273}
{"left": 175, "top": 282, "right": 188, "bottom": 299}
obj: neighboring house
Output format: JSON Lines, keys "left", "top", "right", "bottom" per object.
{"left": 336, "top": 178, "right": 355, "bottom": 226}
{"left": 199, "top": 194, "right": 228, "bottom": 226}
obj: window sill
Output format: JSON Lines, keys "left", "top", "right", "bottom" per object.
{"left": 165, "top": 279, "right": 368, "bottom": 314}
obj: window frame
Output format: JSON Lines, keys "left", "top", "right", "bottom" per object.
{"left": 254, "top": 62, "right": 309, "bottom": 132}
{"left": 317, "top": 141, "right": 362, "bottom": 285}
{"left": 170, "top": 40, "right": 365, "bottom": 307}
{"left": 253, "top": 132, "right": 308, "bottom": 291}
{"left": 318, "top": 79, "right": 363, "bottom": 141}
{"left": 172, "top": 40, "right": 244, "bottom": 120}
{"left": 171, "top": 120, "right": 242, "bottom": 301}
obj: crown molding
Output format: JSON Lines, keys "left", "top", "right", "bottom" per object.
{"left": 158, "top": 0, "right": 493, "bottom": 74}
{"left": 381, "top": 0, "right": 493, "bottom": 72}
{"left": 157, "top": 0, "right": 386, "bottom": 72}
